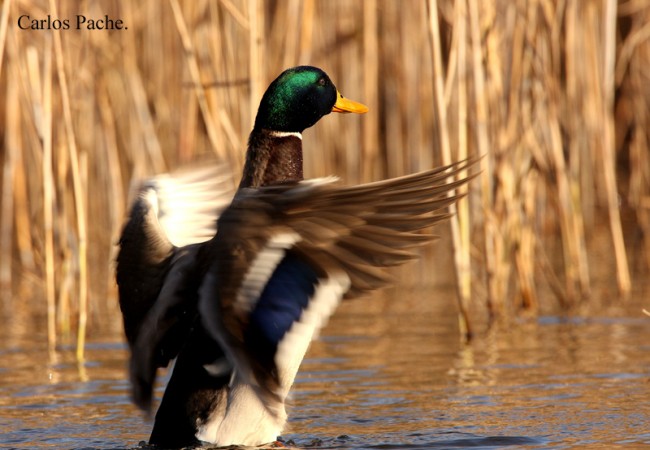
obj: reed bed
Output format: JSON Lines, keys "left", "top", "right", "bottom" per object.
{"left": 0, "top": 0, "right": 648, "bottom": 353}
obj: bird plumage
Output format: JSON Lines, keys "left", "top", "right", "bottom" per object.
{"left": 117, "top": 164, "right": 234, "bottom": 354}
{"left": 116, "top": 65, "right": 474, "bottom": 448}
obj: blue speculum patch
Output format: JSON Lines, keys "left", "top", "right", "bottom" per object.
{"left": 246, "top": 251, "right": 319, "bottom": 364}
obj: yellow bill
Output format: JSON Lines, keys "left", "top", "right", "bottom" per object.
{"left": 332, "top": 91, "right": 369, "bottom": 114}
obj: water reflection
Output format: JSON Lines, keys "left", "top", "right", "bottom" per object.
{"left": 1, "top": 285, "right": 650, "bottom": 449}
{"left": 285, "top": 286, "right": 650, "bottom": 448}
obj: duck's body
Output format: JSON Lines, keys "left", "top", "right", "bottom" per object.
{"left": 117, "top": 66, "right": 473, "bottom": 448}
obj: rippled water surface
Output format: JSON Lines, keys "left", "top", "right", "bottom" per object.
{"left": 1, "top": 285, "right": 649, "bottom": 449}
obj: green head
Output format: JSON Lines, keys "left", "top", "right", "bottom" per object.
{"left": 253, "top": 66, "right": 368, "bottom": 132}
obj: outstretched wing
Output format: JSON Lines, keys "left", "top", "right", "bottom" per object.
{"left": 116, "top": 164, "right": 234, "bottom": 409}
{"left": 117, "top": 163, "right": 234, "bottom": 347}
{"left": 199, "top": 158, "right": 476, "bottom": 410}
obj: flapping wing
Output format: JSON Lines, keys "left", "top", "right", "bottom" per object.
{"left": 116, "top": 164, "right": 235, "bottom": 411}
{"left": 199, "top": 158, "right": 477, "bottom": 409}
{"left": 117, "top": 164, "right": 234, "bottom": 347}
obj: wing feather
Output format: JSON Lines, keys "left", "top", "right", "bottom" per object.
{"left": 199, "top": 158, "right": 478, "bottom": 413}
{"left": 117, "top": 163, "right": 235, "bottom": 347}
{"left": 117, "top": 163, "right": 236, "bottom": 414}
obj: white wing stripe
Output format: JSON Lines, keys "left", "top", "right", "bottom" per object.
{"left": 274, "top": 271, "right": 351, "bottom": 397}
{"left": 235, "top": 232, "right": 302, "bottom": 315}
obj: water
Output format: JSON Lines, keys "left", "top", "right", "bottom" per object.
{"left": 1, "top": 285, "right": 649, "bottom": 449}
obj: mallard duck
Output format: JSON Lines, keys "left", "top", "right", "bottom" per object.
{"left": 117, "top": 66, "right": 474, "bottom": 448}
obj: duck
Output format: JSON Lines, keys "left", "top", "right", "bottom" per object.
{"left": 116, "top": 65, "right": 475, "bottom": 448}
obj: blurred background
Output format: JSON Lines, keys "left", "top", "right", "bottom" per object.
{"left": 0, "top": 0, "right": 649, "bottom": 355}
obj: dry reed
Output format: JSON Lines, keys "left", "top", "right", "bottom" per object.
{"left": 0, "top": 0, "right": 648, "bottom": 354}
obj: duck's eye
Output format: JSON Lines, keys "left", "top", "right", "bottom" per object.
{"left": 317, "top": 77, "right": 327, "bottom": 86}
